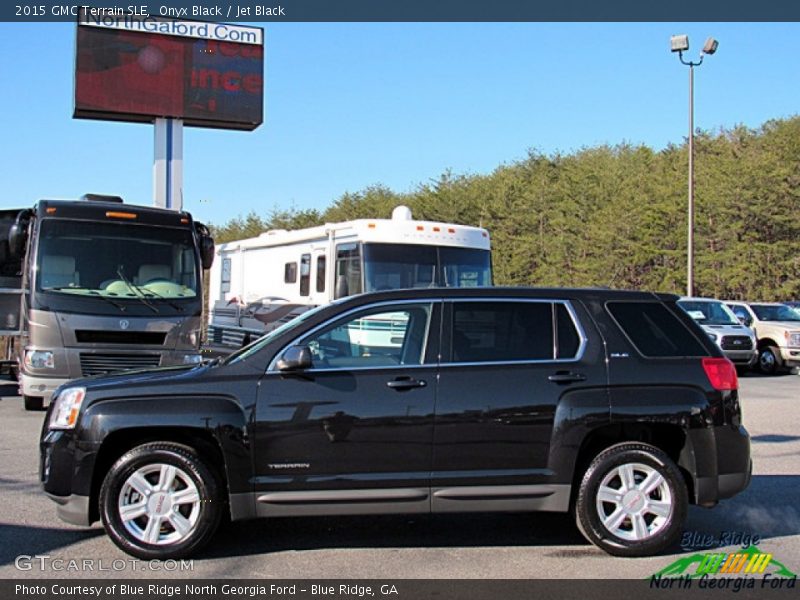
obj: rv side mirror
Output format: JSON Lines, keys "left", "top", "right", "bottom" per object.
{"left": 194, "top": 222, "right": 215, "bottom": 270}
{"left": 276, "top": 345, "right": 313, "bottom": 372}
{"left": 200, "top": 235, "right": 215, "bottom": 270}
{"left": 8, "top": 209, "right": 32, "bottom": 260}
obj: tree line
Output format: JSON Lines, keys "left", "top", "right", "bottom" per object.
{"left": 210, "top": 116, "right": 800, "bottom": 301}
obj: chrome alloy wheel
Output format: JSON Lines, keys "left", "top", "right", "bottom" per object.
{"left": 595, "top": 462, "right": 673, "bottom": 541}
{"left": 759, "top": 349, "right": 776, "bottom": 372}
{"left": 118, "top": 464, "right": 201, "bottom": 546}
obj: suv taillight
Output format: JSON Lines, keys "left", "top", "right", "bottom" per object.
{"left": 702, "top": 357, "right": 738, "bottom": 391}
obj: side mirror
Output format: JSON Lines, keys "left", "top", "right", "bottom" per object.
{"left": 200, "top": 235, "right": 215, "bottom": 270}
{"left": 739, "top": 316, "right": 753, "bottom": 328}
{"left": 8, "top": 209, "right": 32, "bottom": 260}
{"left": 194, "top": 222, "right": 215, "bottom": 270}
{"left": 276, "top": 345, "right": 313, "bottom": 371}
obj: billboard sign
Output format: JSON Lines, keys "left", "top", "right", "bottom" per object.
{"left": 74, "top": 9, "right": 264, "bottom": 130}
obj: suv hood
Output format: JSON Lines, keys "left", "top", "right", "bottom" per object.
{"left": 700, "top": 324, "right": 755, "bottom": 336}
{"left": 57, "top": 363, "right": 208, "bottom": 398}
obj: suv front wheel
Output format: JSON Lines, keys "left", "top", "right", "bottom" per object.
{"left": 99, "top": 442, "right": 223, "bottom": 560}
{"left": 575, "top": 442, "right": 687, "bottom": 557}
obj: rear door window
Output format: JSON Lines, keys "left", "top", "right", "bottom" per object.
{"left": 449, "top": 301, "right": 556, "bottom": 362}
{"left": 607, "top": 301, "right": 707, "bottom": 357}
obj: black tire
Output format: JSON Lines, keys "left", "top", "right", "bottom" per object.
{"left": 24, "top": 395, "right": 44, "bottom": 411}
{"left": 99, "top": 442, "right": 223, "bottom": 559}
{"left": 575, "top": 442, "right": 688, "bottom": 557}
{"left": 758, "top": 346, "right": 782, "bottom": 375}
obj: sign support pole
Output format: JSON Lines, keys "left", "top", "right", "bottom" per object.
{"left": 153, "top": 117, "right": 184, "bottom": 211}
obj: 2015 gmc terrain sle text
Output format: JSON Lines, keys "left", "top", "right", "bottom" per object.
{"left": 40, "top": 288, "right": 751, "bottom": 558}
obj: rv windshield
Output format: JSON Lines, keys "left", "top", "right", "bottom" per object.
{"left": 36, "top": 219, "right": 199, "bottom": 300}
{"left": 362, "top": 244, "right": 491, "bottom": 291}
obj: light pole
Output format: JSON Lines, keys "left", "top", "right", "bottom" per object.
{"left": 670, "top": 34, "right": 718, "bottom": 297}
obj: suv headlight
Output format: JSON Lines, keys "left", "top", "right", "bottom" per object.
{"left": 707, "top": 332, "right": 718, "bottom": 343}
{"left": 24, "top": 350, "right": 54, "bottom": 369}
{"left": 182, "top": 354, "right": 203, "bottom": 364}
{"left": 49, "top": 387, "right": 86, "bottom": 430}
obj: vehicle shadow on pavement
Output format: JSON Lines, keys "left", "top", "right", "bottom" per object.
{"left": 684, "top": 474, "right": 800, "bottom": 543}
{"left": 0, "top": 524, "right": 104, "bottom": 567}
{"left": 740, "top": 371, "right": 797, "bottom": 379}
{"left": 0, "top": 383, "right": 20, "bottom": 396}
{"left": 0, "top": 476, "right": 43, "bottom": 494}
{"left": 201, "top": 475, "right": 798, "bottom": 560}
{"left": 751, "top": 434, "right": 800, "bottom": 443}
{"left": 204, "top": 511, "right": 589, "bottom": 559}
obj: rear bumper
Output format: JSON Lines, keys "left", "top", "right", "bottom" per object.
{"left": 718, "top": 463, "right": 752, "bottom": 499}
{"left": 691, "top": 424, "right": 751, "bottom": 506}
{"left": 695, "top": 461, "right": 752, "bottom": 506}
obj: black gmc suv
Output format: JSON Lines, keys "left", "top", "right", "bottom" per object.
{"left": 40, "top": 288, "right": 751, "bottom": 559}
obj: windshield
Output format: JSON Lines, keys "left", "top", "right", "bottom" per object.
{"left": 677, "top": 300, "right": 739, "bottom": 326}
{"left": 223, "top": 302, "right": 333, "bottom": 365}
{"left": 362, "top": 243, "right": 491, "bottom": 291}
{"left": 36, "top": 219, "right": 199, "bottom": 300}
{"left": 751, "top": 304, "right": 800, "bottom": 322}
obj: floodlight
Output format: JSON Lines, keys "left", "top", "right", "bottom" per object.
{"left": 702, "top": 37, "right": 719, "bottom": 55}
{"left": 670, "top": 34, "right": 689, "bottom": 52}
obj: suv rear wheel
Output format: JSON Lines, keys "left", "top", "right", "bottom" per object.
{"left": 575, "top": 442, "right": 687, "bottom": 557}
{"left": 99, "top": 442, "right": 223, "bottom": 559}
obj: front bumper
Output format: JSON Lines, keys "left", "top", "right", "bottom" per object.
{"left": 40, "top": 428, "right": 98, "bottom": 526}
{"left": 46, "top": 493, "right": 92, "bottom": 527}
{"left": 779, "top": 347, "right": 800, "bottom": 368}
{"left": 20, "top": 372, "right": 68, "bottom": 404}
{"left": 723, "top": 349, "right": 757, "bottom": 366}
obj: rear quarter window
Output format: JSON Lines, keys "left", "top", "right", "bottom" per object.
{"left": 606, "top": 301, "right": 707, "bottom": 358}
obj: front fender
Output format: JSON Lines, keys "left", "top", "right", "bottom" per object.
{"left": 77, "top": 394, "right": 250, "bottom": 503}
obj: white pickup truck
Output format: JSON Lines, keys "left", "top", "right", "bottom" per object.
{"left": 725, "top": 301, "right": 800, "bottom": 374}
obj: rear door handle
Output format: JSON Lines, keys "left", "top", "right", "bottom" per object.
{"left": 387, "top": 377, "right": 427, "bottom": 390}
{"left": 548, "top": 372, "right": 587, "bottom": 384}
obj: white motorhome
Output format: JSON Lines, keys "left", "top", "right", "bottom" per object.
{"left": 207, "top": 206, "right": 492, "bottom": 351}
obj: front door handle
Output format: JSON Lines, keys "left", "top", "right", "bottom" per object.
{"left": 548, "top": 371, "right": 587, "bottom": 384}
{"left": 387, "top": 377, "right": 427, "bottom": 390}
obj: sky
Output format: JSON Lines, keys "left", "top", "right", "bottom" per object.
{"left": 0, "top": 22, "right": 799, "bottom": 226}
